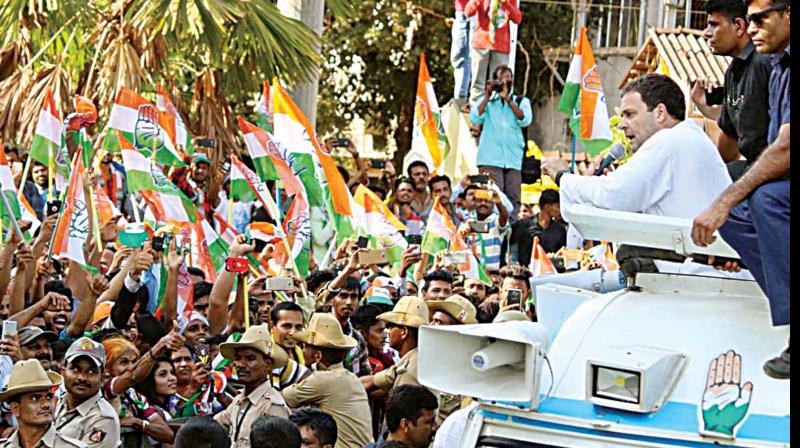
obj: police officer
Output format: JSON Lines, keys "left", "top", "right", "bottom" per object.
{"left": 0, "top": 359, "right": 84, "bottom": 448}
{"left": 282, "top": 313, "right": 373, "bottom": 448}
{"left": 426, "top": 294, "right": 478, "bottom": 424}
{"left": 360, "top": 296, "right": 430, "bottom": 392}
{"left": 214, "top": 324, "right": 291, "bottom": 448}
{"left": 54, "top": 338, "right": 119, "bottom": 448}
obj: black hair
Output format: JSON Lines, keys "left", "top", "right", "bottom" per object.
{"left": 705, "top": 0, "right": 747, "bottom": 19}
{"left": 422, "top": 269, "right": 454, "bottom": 291}
{"left": 307, "top": 269, "right": 335, "bottom": 293}
{"left": 317, "top": 347, "right": 348, "bottom": 365}
{"left": 136, "top": 354, "right": 175, "bottom": 408}
{"left": 44, "top": 280, "right": 73, "bottom": 301}
{"left": 379, "top": 442, "right": 411, "bottom": 448}
{"left": 463, "top": 184, "right": 480, "bottom": 196}
{"left": 744, "top": 0, "right": 788, "bottom": 6}
{"left": 337, "top": 166, "right": 350, "bottom": 184}
{"left": 406, "top": 160, "right": 429, "bottom": 177}
{"left": 135, "top": 313, "right": 167, "bottom": 347}
{"left": 174, "top": 416, "right": 231, "bottom": 448}
{"left": 50, "top": 339, "right": 72, "bottom": 364}
{"left": 385, "top": 385, "right": 438, "bottom": 432}
{"left": 3, "top": 145, "right": 18, "bottom": 156}
{"left": 351, "top": 304, "right": 383, "bottom": 333}
{"left": 91, "top": 329, "right": 125, "bottom": 343}
{"left": 341, "top": 277, "right": 361, "bottom": 294}
{"left": 193, "top": 281, "right": 213, "bottom": 301}
{"left": 428, "top": 174, "right": 451, "bottom": 192}
{"left": 250, "top": 416, "right": 301, "bottom": 448}
{"left": 499, "top": 263, "right": 532, "bottom": 282}
{"left": 539, "top": 189, "right": 560, "bottom": 208}
{"left": 270, "top": 301, "right": 304, "bottom": 326}
{"left": 394, "top": 176, "right": 414, "bottom": 191}
{"left": 622, "top": 74, "right": 686, "bottom": 121}
{"left": 492, "top": 64, "right": 513, "bottom": 80}
{"left": 186, "top": 266, "right": 206, "bottom": 280}
{"left": 289, "top": 407, "right": 337, "bottom": 447}
{"left": 369, "top": 185, "right": 388, "bottom": 201}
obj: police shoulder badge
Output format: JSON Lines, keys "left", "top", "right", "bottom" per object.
{"left": 88, "top": 428, "right": 107, "bottom": 443}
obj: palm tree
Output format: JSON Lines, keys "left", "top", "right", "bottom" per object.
{"left": 0, "top": 0, "right": 354, "bottom": 167}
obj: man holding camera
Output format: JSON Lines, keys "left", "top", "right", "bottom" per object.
{"left": 691, "top": 0, "right": 772, "bottom": 181}
{"left": 456, "top": 188, "right": 509, "bottom": 270}
{"left": 469, "top": 66, "right": 532, "bottom": 217}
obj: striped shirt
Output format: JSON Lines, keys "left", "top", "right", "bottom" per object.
{"left": 466, "top": 212, "right": 508, "bottom": 270}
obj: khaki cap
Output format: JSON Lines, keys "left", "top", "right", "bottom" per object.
{"left": 219, "top": 324, "right": 288, "bottom": 369}
{"left": 295, "top": 313, "right": 358, "bottom": 350}
{"left": 0, "top": 359, "right": 62, "bottom": 401}
{"left": 427, "top": 294, "right": 478, "bottom": 324}
{"left": 65, "top": 337, "right": 106, "bottom": 368}
{"left": 378, "top": 296, "right": 429, "bottom": 328}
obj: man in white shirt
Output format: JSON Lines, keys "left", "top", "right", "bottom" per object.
{"left": 542, "top": 74, "right": 742, "bottom": 277}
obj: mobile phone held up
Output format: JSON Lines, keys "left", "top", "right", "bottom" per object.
{"left": 357, "top": 236, "right": 370, "bottom": 249}
{"left": 405, "top": 234, "right": 422, "bottom": 245}
{"left": 46, "top": 200, "right": 62, "bottom": 217}
{"left": 468, "top": 220, "right": 490, "bottom": 233}
{"left": 370, "top": 159, "right": 386, "bottom": 169}
{"left": 264, "top": 277, "right": 294, "bottom": 291}
{"left": 506, "top": 289, "right": 522, "bottom": 308}
{"left": 469, "top": 175, "right": 489, "bottom": 185}
{"left": 2, "top": 320, "right": 17, "bottom": 339}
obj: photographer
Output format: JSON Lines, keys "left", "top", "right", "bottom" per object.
{"left": 468, "top": 65, "right": 532, "bottom": 217}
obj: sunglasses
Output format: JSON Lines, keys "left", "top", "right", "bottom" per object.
{"left": 746, "top": 3, "right": 788, "bottom": 25}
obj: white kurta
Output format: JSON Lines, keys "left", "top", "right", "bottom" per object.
{"left": 559, "top": 119, "right": 752, "bottom": 280}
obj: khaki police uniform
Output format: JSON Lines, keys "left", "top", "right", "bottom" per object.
{"left": 282, "top": 362, "right": 373, "bottom": 448}
{"left": 1, "top": 426, "right": 85, "bottom": 448}
{"left": 373, "top": 348, "right": 420, "bottom": 390}
{"left": 53, "top": 391, "right": 120, "bottom": 448}
{"left": 214, "top": 379, "right": 291, "bottom": 448}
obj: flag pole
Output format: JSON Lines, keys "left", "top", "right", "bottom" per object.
{"left": 0, "top": 179, "right": 26, "bottom": 244}
{"left": 47, "top": 141, "right": 56, "bottom": 202}
{"left": 16, "top": 154, "right": 33, "bottom": 202}
{"left": 242, "top": 274, "right": 250, "bottom": 330}
{"left": 570, "top": 134, "right": 577, "bottom": 172}
{"left": 46, "top": 150, "right": 81, "bottom": 262}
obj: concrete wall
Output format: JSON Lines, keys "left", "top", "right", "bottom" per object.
{"left": 529, "top": 54, "right": 635, "bottom": 153}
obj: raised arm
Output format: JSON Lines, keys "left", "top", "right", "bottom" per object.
{"left": 208, "top": 235, "right": 255, "bottom": 335}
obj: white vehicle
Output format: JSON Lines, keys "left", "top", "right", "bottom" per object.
{"left": 419, "top": 206, "right": 789, "bottom": 447}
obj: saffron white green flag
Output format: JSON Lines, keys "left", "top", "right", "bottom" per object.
{"left": 53, "top": 155, "right": 89, "bottom": 265}
{"left": 156, "top": 85, "right": 194, "bottom": 157}
{"left": 118, "top": 132, "right": 197, "bottom": 224}
{"left": 558, "top": 26, "right": 613, "bottom": 156}
{"left": 421, "top": 196, "right": 456, "bottom": 256}
{"left": 403, "top": 52, "right": 450, "bottom": 174}
{"left": 0, "top": 150, "right": 21, "bottom": 231}
{"left": 30, "top": 88, "right": 69, "bottom": 191}
{"left": 353, "top": 185, "right": 408, "bottom": 263}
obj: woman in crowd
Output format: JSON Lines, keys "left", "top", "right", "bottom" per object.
{"left": 170, "top": 342, "right": 229, "bottom": 417}
{"left": 136, "top": 356, "right": 179, "bottom": 445}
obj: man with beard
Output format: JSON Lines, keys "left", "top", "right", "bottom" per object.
{"left": 459, "top": 187, "right": 509, "bottom": 270}
{"left": 0, "top": 359, "right": 83, "bottom": 448}
{"left": 215, "top": 325, "right": 291, "bottom": 448}
{"left": 691, "top": 0, "right": 772, "bottom": 181}
{"left": 172, "top": 153, "right": 222, "bottom": 220}
{"left": 510, "top": 189, "right": 567, "bottom": 266}
{"left": 406, "top": 161, "right": 431, "bottom": 218}
{"left": 282, "top": 313, "right": 374, "bottom": 448}
{"left": 54, "top": 337, "right": 120, "bottom": 448}
{"left": 390, "top": 178, "right": 425, "bottom": 236}
{"left": 270, "top": 302, "right": 310, "bottom": 390}
{"left": 329, "top": 277, "right": 371, "bottom": 377}
{"left": 17, "top": 327, "right": 58, "bottom": 372}
{"left": 31, "top": 162, "right": 54, "bottom": 200}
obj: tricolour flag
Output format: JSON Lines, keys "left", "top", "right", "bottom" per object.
{"left": 155, "top": 259, "right": 194, "bottom": 319}
{"left": 156, "top": 85, "right": 194, "bottom": 157}
{"left": 0, "top": 150, "right": 21, "bottom": 230}
{"left": 451, "top": 234, "right": 492, "bottom": 286}
{"left": 353, "top": 185, "right": 408, "bottom": 263}
{"left": 30, "top": 89, "right": 66, "bottom": 183}
{"left": 558, "top": 26, "right": 613, "bottom": 156}
{"left": 249, "top": 221, "right": 278, "bottom": 243}
{"left": 94, "top": 184, "right": 128, "bottom": 228}
{"left": 255, "top": 80, "right": 272, "bottom": 132}
{"left": 421, "top": 196, "right": 457, "bottom": 256}
{"left": 19, "top": 195, "right": 41, "bottom": 242}
{"left": 530, "top": 236, "right": 557, "bottom": 277}
{"left": 106, "top": 87, "right": 186, "bottom": 166}
{"left": 192, "top": 217, "right": 228, "bottom": 281}
{"left": 404, "top": 52, "right": 450, "bottom": 173}
{"left": 282, "top": 192, "right": 311, "bottom": 276}
{"left": 238, "top": 117, "right": 299, "bottom": 190}
{"left": 53, "top": 153, "right": 89, "bottom": 265}
{"left": 118, "top": 132, "right": 197, "bottom": 224}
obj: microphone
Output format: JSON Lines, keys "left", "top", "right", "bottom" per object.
{"left": 594, "top": 143, "right": 626, "bottom": 176}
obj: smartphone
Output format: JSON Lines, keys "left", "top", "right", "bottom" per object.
{"left": 469, "top": 175, "right": 489, "bottom": 185}
{"left": 222, "top": 157, "right": 231, "bottom": 173}
{"left": 152, "top": 235, "right": 165, "bottom": 252}
{"left": 357, "top": 236, "right": 370, "bottom": 249}
{"left": 370, "top": 159, "right": 386, "bottom": 169}
{"left": 358, "top": 249, "right": 389, "bottom": 266}
{"left": 335, "top": 138, "right": 350, "bottom": 147}
{"left": 264, "top": 277, "right": 294, "bottom": 291}
{"left": 405, "top": 234, "right": 422, "bottom": 245}
{"left": 705, "top": 87, "right": 725, "bottom": 106}
{"left": 46, "top": 200, "right": 62, "bottom": 217}
{"left": 225, "top": 257, "right": 250, "bottom": 273}
{"left": 469, "top": 220, "right": 490, "bottom": 233}
{"left": 196, "top": 138, "right": 215, "bottom": 148}
{"left": 506, "top": 289, "right": 522, "bottom": 308}
{"left": 473, "top": 189, "right": 492, "bottom": 200}
{"left": 2, "top": 320, "right": 17, "bottom": 339}
{"left": 442, "top": 251, "right": 468, "bottom": 266}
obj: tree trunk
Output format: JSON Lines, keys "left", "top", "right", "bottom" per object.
{"left": 277, "top": 0, "right": 325, "bottom": 127}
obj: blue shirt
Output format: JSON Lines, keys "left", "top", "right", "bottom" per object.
{"left": 768, "top": 45, "right": 790, "bottom": 144}
{"left": 469, "top": 93, "right": 532, "bottom": 170}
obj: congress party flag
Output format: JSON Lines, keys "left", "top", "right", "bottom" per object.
{"left": 156, "top": 85, "right": 194, "bottom": 157}
{"left": 255, "top": 80, "right": 272, "bottom": 132}
{"left": 404, "top": 52, "right": 450, "bottom": 173}
{"left": 530, "top": 236, "right": 557, "bottom": 277}
{"left": 53, "top": 153, "right": 89, "bottom": 265}
{"left": 106, "top": 87, "right": 186, "bottom": 166}
{"left": 353, "top": 185, "right": 408, "bottom": 263}
{"left": 118, "top": 132, "right": 197, "bottom": 224}
{"left": 94, "top": 184, "right": 128, "bottom": 228}
{"left": 451, "top": 234, "right": 492, "bottom": 286}
{"left": 237, "top": 116, "right": 299, "bottom": 191}
{"left": 30, "top": 89, "right": 65, "bottom": 177}
{"left": 192, "top": 217, "right": 229, "bottom": 281}
{"left": 421, "top": 196, "right": 457, "bottom": 256}
{"left": 249, "top": 221, "right": 279, "bottom": 243}
{"left": 282, "top": 192, "right": 311, "bottom": 277}
{"left": 558, "top": 26, "right": 613, "bottom": 156}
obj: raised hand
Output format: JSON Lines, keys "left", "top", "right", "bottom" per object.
{"left": 229, "top": 235, "right": 255, "bottom": 257}
{"left": 166, "top": 237, "right": 186, "bottom": 273}
{"left": 134, "top": 104, "right": 165, "bottom": 156}
{"left": 701, "top": 350, "right": 753, "bottom": 437}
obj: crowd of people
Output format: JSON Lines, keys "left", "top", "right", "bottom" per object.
{"left": 0, "top": 0, "right": 790, "bottom": 447}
